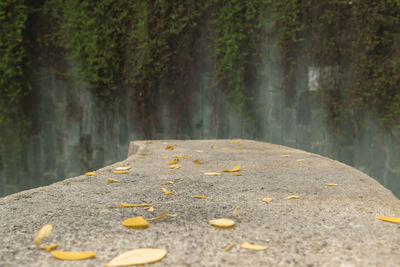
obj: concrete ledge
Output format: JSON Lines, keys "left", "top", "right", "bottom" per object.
{"left": 0, "top": 140, "right": 399, "bottom": 266}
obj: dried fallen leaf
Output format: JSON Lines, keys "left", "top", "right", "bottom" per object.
{"left": 296, "top": 159, "right": 305, "bottom": 162}
{"left": 148, "top": 213, "right": 178, "bottom": 221}
{"left": 161, "top": 188, "right": 172, "bottom": 195}
{"left": 193, "top": 160, "right": 203, "bottom": 164}
{"left": 232, "top": 172, "right": 242, "bottom": 176}
{"left": 113, "top": 170, "right": 128, "bottom": 174}
{"left": 240, "top": 242, "right": 268, "bottom": 251}
{"left": 107, "top": 178, "right": 118, "bottom": 183}
{"left": 193, "top": 195, "right": 207, "bottom": 199}
{"left": 165, "top": 145, "right": 174, "bottom": 150}
{"left": 122, "top": 216, "right": 148, "bottom": 229}
{"left": 115, "top": 166, "right": 131, "bottom": 171}
{"left": 204, "top": 172, "right": 221, "bottom": 176}
{"left": 146, "top": 206, "right": 155, "bottom": 212}
{"left": 166, "top": 159, "right": 178, "bottom": 165}
{"left": 34, "top": 224, "right": 53, "bottom": 247}
{"left": 262, "top": 198, "right": 273, "bottom": 202}
{"left": 223, "top": 147, "right": 231, "bottom": 150}
{"left": 121, "top": 203, "right": 153, "bottom": 207}
{"left": 376, "top": 216, "right": 400, "bottom": 225}
{"left": 172, "top": 155, "right": 185, "bottom": 158}
{"left": 105, "top": 248, "right": 167, "bottom": 267}
{"left": 287, "top": 195, "right": 300, "bottom": 199}
{"left": 234, "top": 206, "right": 241, "bottom": 219}
{"left": 280, "top": 155, "right": 291, "bottom": 157}
{"left": 230, "top": 140, "right": 240, "bottom": 144}
{"left": 235, "top": 146, "right": 244, "bottom": 149}
{"left": 159, "top": 156, "right": 168, "bottom": 159}
{"left": 210, "top": 145, "right": 216, "bottom": 149}
{"left": 183, "top": 155, "right": 192, "bottom": 159}
{"left": 224, "top": 242, "right": 235, "bottom": 251}
{"left": 161, "top": 181, "right": 174, "bottom": 185}
{"left": 40, "top": 243, "right": 57, "bottom": 252}
{"left": 209, "top": 218, "right": 235, "bottom": 229}
{"left": 222, "top": 164, "right": 241, "bottom": 172}
{"left": 85, "top": 172, "right": 95, "bottom": 176}
{"left": 324, "top": 183, "right": 338, "bottom": 186}
{"left": 194, "top": 150, "right": 204, "bottom": 153}
{"left": 169, "top": 164, "right": 181, "bottom": 169}
{"left": 50, "top": 251, "right": 96, "bottom": 260}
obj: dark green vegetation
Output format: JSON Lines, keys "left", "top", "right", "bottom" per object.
{"left": 1, "top": 0, "right": 400, "bottom": 131}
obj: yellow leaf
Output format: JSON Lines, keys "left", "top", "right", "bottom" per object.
{"left": 34, "top": 224, "right": 53, "bottom": 247}
{"left": 161, "top": 188, "right": 172, "bottom": 195}
{"left": 296, "top": 159, "right": 305, "bottom": 162}
{"left": 113, "top": 170, "right": 128, "bottom": 174}
{"left": 234, "top": 206, "right": 241, "bottom": 219}
{"left": 287, "top": 195, "right": 300, "bottom": 199}
{"left": 50, "top": 251, "right": 96, "bottom": 260}
{"left": 166, "top": 159, "right": 178, "bottom": 165}
{"left": 172, "top": 155, "right": 185, "bottom": 158}
{"left": 204, "top": 172, "right": 221, "bottom": 176}
{"left": 40, "top": 243, "right": 57, "bottom": 252}
{"left": 376, "top": 216, "right": 400, "bottom": 224}
{"left": 222, "top": 147, "right": 230, "bottom": 150}
{"left": 139, "top": 154, "right": 149, "bottom": 158}
{"left": 280, "top": 155, "right": 290, "bottom": 157}
{"left": 121, "top": 203, "right": 152, "bottom": 207}
{"left": 165, "top": 145, "right": 174, "bottom": 150}
{"left": 169, "top": 164, "right": 181, "bottom": 169}
{"left": 324, "top": 183, "right": 338, "bottom": 186}
{"left": 183, "top": 155, "right": 192, "bottom": 159}
{"left": 107, "top": 178, "right": 118, "bottom": 183}
{"left": 224, "top": 242, "right": 235, "bottom": 251}
{"left": 105, "top": 248, "right": 167, "bottom": 267}
{"left": 193, "top": 160, "right": 203, "bottom": 164}
{"left": 240, "top": 242, "right": 268, "bottom": 251}
{"left": 193, "top": 195, "right": 207, "bottom": 199}
{"left": 85, "top": 172, "right": 95, "bottom": 176}
{"left": 159, "top": 156, "right": 168, "bottom": 159}
{"left": 232, "top": 172, "right": 242, "bottom": 176}
{"left": 148, "top": 213, "right": 178, "bottom": 221}
{"left": 230, "top": 140, "right": 240, "bottom": 144}
{"left": 194, "top": 150, "right": 204, "bottom": 153}
{"left": 222, "top": 164, "right": 240, "bottom": 172}
{"left": 210, "top": 145, "right": 216, "bottom": 149}
{"left": 146, "top": 206, "right": 155, "bottom": 212}
{"left": 262, "top": 198, "right": 273, "bottom": 202}
{"left": 161, "top": 181, "right": 174, "bottom": 185}
{"left": 115, "top": 166, "right": 131, "bottom": 171}
{"left": 235, "top": 146, "right": 244, "bottom": 149}
{"left": 209, "top": 218, "right": 235, "bottom": 229}
{"left": 122, "top": 216, "right": 149, "bottom": 229}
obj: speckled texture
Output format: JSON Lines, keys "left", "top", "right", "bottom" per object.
{"left": 1, "top": 140, "right": 399, "bottom": 266}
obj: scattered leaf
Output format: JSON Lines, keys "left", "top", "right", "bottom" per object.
{"left": 172, "top": 155, "right": 185, "bottom": 158}
{"left": 105, "top": 248, "right": 167, "bottom": 267}
{"left": 139, "top": 154, "right": 149, "bottom": 158}
{"left": 235, "top": 146, "right": 244, "bottom": 149}
{"left": 121, "top": 203, "right": 153, "bottom": 207}
{"left": 287, "top": 195, "right": 300, "bottom": 199}
{"left": 194, "top": 150, "right": 204, "bottom": 153}
{"left": 296, "top": 159, "right": 305, "bottom": 162}
{"left": 222, "top": 164, "right": 241, "bottom": 172}
{"left": 230, "top": 140, "right": 240, "bottom": 144}
{"left": 162, "top": 142, "right": 168, "bottom": 145}
{"left": 148, "top": 213, "right": 178, "bottom": 221}
{"left": 113, "top": 170, "right": 128, "bottom": 174}
{"left": 193, "top": 195, "right": 207, "bottom": 199}
{"left": 224, "top": 242, "right": 235, "bottom": 251}
{"left": 169, "top": 164, "right": 181, "bottom": 169}
{"left": 324, "top": 183, "right": 338, "bottom": 186}
{"left": 183, "top": 155, "right": 192, "bottom": 159}
{"left": 165, "top": 145, "right": 174, "bottom": 150}
{"left": 193, "top": 160, "right": 203, "bottom": 164}
{"left": 85, "top": 172, "right": 95, "bottom": 176}
{"left": 234, "top": 206, "right": 241, "bottom": 219}
{"left": 146, "top": 206, "right": 155, "bottom": 212}
{"left": 159, "top": 156, "right": 168, "bottom": 159}
{"left": 161, "top": 188, "right": 172, "bottom": 195}
{"left": 240, "top": 242, "right": 268, "bottom": 251}
{"left": 209, "top": 218, "right": 235, "bottom": 229}
{"left": 262, "top": 198, "right": 273, "bottom": 202}
{"left": 222, "top": 147, "right": 230, "bottom": 150}
{"left": 376, "top": 216, "right": 400, "bottom": 225}
{"left": 115, "top": 166, "right": 131, "bottom": 171}
{"left": 280, "top": 155, "right": 290, "bottom": 157}
{"left": 50, "top": 251, "right": 96, "bottom": 260}
{"left": 161, "top": 181, "right": 174, "bottom": 185}
{"left": 204, "top": 172, "right": 221, "bottom": 176}
{"left": 34, "top": 224, "right": 53, "bottom": 247}
{"left": 40, "top": 243, "right": 57, "bottom": 252}
{"left": 122, "top": 216, "right": 149, "bottom": 229}
{"left": 210, "top": 145, "right": 216, "bottom": 149}
{"left": 232, "top": 172, "right": 242, "bottom": 176}
{"left": 108, "top": 178, "right": 118, "bottom": 183}
{"left": 166, "top": 159, "right": 178, "bottom": 165}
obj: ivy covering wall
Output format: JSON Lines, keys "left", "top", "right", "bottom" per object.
{"left": 1, "top": 0, "right": 400, "bottom": 131}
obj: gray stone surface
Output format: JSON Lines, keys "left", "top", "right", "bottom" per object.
{"left": 1, "top": 140, "right": 399, "bottom": 267}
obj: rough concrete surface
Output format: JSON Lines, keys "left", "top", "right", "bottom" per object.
{"left": 1, "top": 139, "right": 399, "bottom": 267}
